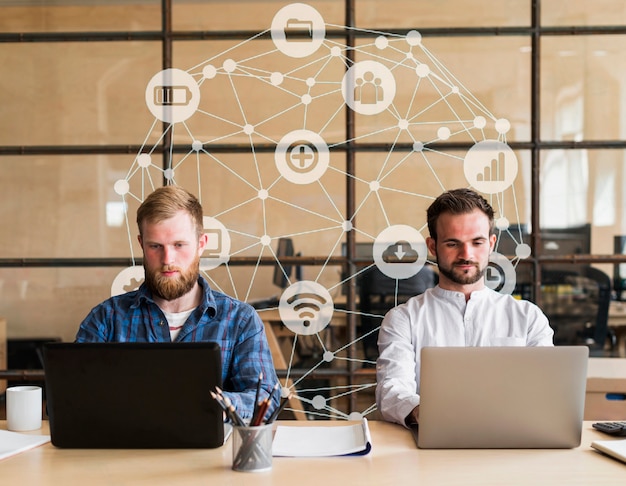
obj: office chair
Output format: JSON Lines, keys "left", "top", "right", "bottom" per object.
{"left": 358, "top": 265, "right": 437, "bottom": 365}
{"left": 541, "top": 266, "right": 611, "bottom": 354}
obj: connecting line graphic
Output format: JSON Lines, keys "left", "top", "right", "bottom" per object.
{"left": 111, "top": 3, "right": 530, "bottom": 420}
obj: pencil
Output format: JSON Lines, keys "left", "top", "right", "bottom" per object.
{"left": 267, "top": 393, "right": 292, "bottom": 423}
{"left": 252, "top": 372, "right": 263, "bottom": 421}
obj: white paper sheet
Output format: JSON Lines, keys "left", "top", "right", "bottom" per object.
{"left": 0, "top": 429, "right": 50, "bottom": 461}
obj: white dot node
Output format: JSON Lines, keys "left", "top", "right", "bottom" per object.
{"left": 406, "top": 51, "right": 414, "bottom": 60}
{"left": 243, "top": 124, "right": 254, "bottom": 135}
{"left": 413, "top": 141, "right": 424, "bottom": 152}
{"left": 495, "top": 118, "right": 511, "bottom": 134}
{"left": 192, "top": 140, "right": 203, "bottom": 151}
{"left": 306, "top": 77, "right": 315, "bottom": 87}
{"left": 370, "top": 181, "right": 380, "bottom": 192}
{"left": 437, "top": 126, "right": 451, "bottom": 140}
{"left": 342, "top": 220, "right": 353, "bottom": 232}
{"left": 164, "top": 169, "right": 174, "bottom": 181}
{"left": 406, "top": 30, "right": 422, "bottom": 46}
{"left": 312, "top": 395, "right": 326, "bottom": 410}
{"left": 348, "top": 412, "right": 363, "bottom": 421}
{"left": 398, "top": 119, "right": 409, "bottom": 130}
{"left": 137, "top": 153, "right": 151, "bottom": 168}
{"left": 223, "top": 59, "right": 237, "bottom": 73}
{"left": 323, "top": 351, "right": 334, "bottom": 362}
{"left": 301, "top": 94, "right": 312, "bottom": 105}
{"left": 280, "top": 388, "right": 290, "bottom": 399}
{"left": 260, "top": 234, "right": 271, "bottom": 246}
{"left": 202, "top": 65, "right": 217, "bottom": 79}
{"left": 258, "top": 189, "right": 268, "bottom": 200}
{"left": 516, "top": 243, "right": 532, "bottom": 259}
{"left": 330, "top": 46, "right": 342, "bottom": 57}
{"left": 415, "top": 64, "right": 430, "bottom": 78}
{"left": 496, "top": 217, "right": 510, "bottom": 231}
{"left": 270, "top": 72, "right": 284, "bottom": 86}
{"left": 375, "top": 35, "right": 388, "bottom": 50}
{"left": 113, "top": 179, "right": 129, "bottom": 195}
{"left": 451, "top": 86, "right": 460, "bottom": 94}
{"left": 474, "top": 116, "right": 487, "bottom": 129}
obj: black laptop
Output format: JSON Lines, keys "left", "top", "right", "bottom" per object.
{"left": 43, "top": 342, "right": 226, "bottom": 449}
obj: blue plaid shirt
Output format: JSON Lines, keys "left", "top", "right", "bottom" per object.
{"left": 75, "top": 276, "right": 280, "bottom": 420}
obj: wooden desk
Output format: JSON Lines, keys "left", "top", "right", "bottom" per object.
{"left": 1, "top": 421, "right": 625, "bottom": 484}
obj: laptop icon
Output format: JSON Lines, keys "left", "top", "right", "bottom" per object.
{"left": 43, "top": 342, "right": 227, "bottom": 448}
{"left": 415, "top": 346, "right": 589, "bottom": 449}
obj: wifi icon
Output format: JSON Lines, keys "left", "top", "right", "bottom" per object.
{"left": 278, "top": 281, "right": 333, "bottom": 336}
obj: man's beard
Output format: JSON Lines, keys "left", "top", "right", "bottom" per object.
{"left": 144, "top": 258, "right": 200, "bottom": 301}
{"left": 437, "top": 259, "right": 485, "bottom": 286}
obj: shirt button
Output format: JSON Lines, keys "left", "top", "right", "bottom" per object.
{"left": 159, "top": 320, "right": 165, "bottom": 326}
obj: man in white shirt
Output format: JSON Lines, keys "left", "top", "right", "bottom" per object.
{"left": 375, "top": 188, "right": 553, "bottom": 427}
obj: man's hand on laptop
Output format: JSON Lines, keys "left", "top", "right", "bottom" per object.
{"left": 405, "top": 406, "right": 419, "bottom": 427}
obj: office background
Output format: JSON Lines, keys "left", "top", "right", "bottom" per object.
{"left": 2, "top": 0, "right": 626, "bottom": 417}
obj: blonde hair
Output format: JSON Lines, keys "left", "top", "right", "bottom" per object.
{"left": 136, "top": 186, "right": 204, "bottom": 238}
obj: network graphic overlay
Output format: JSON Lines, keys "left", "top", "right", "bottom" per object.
{"left": 113, "top": 2, "right": 530, "bottom": 420}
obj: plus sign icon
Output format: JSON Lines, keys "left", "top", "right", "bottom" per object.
{"left": 289, "top": 143, "right": 317, "bottom": 171}
{"left": 275, "top": 129, "right": 330, "bottom": 184}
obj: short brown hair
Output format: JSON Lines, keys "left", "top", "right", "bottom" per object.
{"left": 426, "top": 188, "right": 495, "bottom": 241}
{"left": 136, "top": 185, "right": 204, "bottom": 238}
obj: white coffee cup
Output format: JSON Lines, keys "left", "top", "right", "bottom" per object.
{"left": 6, "top": 385, "right": 43, "bottom": 432}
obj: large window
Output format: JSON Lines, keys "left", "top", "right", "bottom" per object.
{"left": 2, "top": 1, "right": 626, "bottom": 418}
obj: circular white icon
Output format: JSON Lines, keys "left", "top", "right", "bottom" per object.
{"left": 275, "top": 130, "right": 330, "bottom": 184}
{"left": 278, "top": 280, "right": 333, "bottom": 335}
{"left": 463, "top": 140, "right": 518, "bottom": 194}
{"left": 342, "top": 60, "right": 396, "bottom": 115}
{"left": 485, "top": 251, "right": 516, "bottom": 295}
{"left": 271, "top": 3, "right": 325, "bottom": 58}
{"left": 373, "top": 225, "right": 427, "bottom": 279}
{"left": 145, "top": 68, "right": 200, "bottom": 124}
{"left": 111, "top": 266, "right": 145, "bottom": 297}
{"left": 200, "top": 216, "right": 231, "bottom": 271}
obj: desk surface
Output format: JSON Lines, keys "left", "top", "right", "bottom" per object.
{"left": 1, "top": 420, "right": 624, "bottom": 485}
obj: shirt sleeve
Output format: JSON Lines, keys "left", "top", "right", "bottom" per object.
{"left": 75, "top": 303, "right": 110, "bottom": 343}
{"left": 375, "top": 306, "right": 421, "bottom": 427}
{"left": 220, "top": 308, "right": 281, "bottom": 421}
{"left": 523, "top": 301, "right": 555, "bottom": 346}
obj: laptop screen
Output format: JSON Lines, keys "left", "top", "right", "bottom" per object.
{"left": 416, "top": 346, "right": 589, "bottom": 449}
{"left": 43, "top": 342, "right": 224, "bottom": 448}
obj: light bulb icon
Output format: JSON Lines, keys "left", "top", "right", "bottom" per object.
{"left": 278, "top": 281, "right": 333, "bottom": 336}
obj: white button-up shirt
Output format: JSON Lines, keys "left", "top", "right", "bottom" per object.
{"left": 375, "top": 285, "right": 554, "bottom": 426}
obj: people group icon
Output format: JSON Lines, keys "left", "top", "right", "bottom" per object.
{"left": 354, "top": 71, "right": 384, "bottom": 105}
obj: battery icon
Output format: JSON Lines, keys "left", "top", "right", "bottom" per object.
{"left": 153, "top": 86, "right": 192, "bottom": 106}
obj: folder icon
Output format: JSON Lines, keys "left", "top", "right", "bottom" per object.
{"left": 284, "top": 18, "right": 313, "bottom": 41}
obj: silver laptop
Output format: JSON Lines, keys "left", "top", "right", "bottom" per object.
{"left": 415, "top": 346, "right": 589, "bottom": 449}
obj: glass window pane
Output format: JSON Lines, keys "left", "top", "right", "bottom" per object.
{"left": 0, "top": 2, "right": 161, "bottom": 32}
{"left": 541, "top": 35, "right": 626, "bottom": 142}
{"left": 350, "top": 36, "right": 531, "bottom": 144}
{"left": 172, "top": 39, "right": 347, "bottom": 146}
{"left": 539, "top": 148, "right": 626, "bottom": 278}
{"left": 0, "top": 42, "right": 162, "bottom": 146}
{"left": 0, "top": 267, "right": 123, "bottom": 342}
{"left": 0, "top": 155, "right": 136, "bottom": 259}
{"left": 355, "top": 0, "right": 530, "bottom": 29}
{"left": 542, "top": 0, "right": 626, "bottom": 26}
{"left": 173, "top": 0, "right": 345, "bottom": 31}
